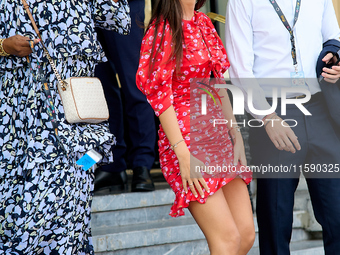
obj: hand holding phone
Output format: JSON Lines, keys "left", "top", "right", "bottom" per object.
{"left": 324, "top": 51, "right": 340, "bottom": 68}
{"left": 319, "top": 49, "right": 340, "bottom": 82}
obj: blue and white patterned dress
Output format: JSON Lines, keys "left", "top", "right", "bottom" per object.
{"left": 0, "top": 0, "right": 130, "bottom": 254}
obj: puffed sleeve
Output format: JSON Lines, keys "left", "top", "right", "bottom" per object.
{"left": 136, "top": 21, "right": 176, "bottom": 117}
{"left": 92, "top": 0, "right": 131, "bottom": 35}
{"left": 202, "top": 14, "right": 230, "bottom": 78}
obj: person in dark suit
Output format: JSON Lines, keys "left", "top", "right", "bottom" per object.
{"left": 226, "top": 0, "right": 340, "bottom": 254}
{"left": 95, "top": 0, "right": 156, "bottom": 193}
{"left": 316, "top": 39, "right": 340, "bottom": 128}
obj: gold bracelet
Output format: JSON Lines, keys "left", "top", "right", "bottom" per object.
{"left": 0, "top": 38, "right": 10, "bottom": 57}
{"left": 171, "top": 139, "right": 184, "bottom": 150}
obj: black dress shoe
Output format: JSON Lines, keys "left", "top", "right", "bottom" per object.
{"left": 131, "top": 166, "right": 155, "bottom": 192}
{"left": 94, "top": 169, "right": 128, "bottom": 195}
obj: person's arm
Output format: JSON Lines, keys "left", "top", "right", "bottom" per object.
{"left": 320, "top": 0, "right": 340, "bottom": 83}
{"left": 321, "top": 53, "right": 340, "bottom": 83}
{"left": 159, "top": 106, "right": 209, "bottom": 197}
{"left": 136, "top": 22, "right": 209, "bottom": 197}
{"left": 225, "top": 0, "right": 300, "bottom": 153}
{"left": 1, "top": 35, "right": 40, "bottom": 57}
{"left": 91, "top": 0, "right": 131, "bottom": 35}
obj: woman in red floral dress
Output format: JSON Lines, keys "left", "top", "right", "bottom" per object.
{"left": 136, "top": 0, "right": 254, "bottom": 254}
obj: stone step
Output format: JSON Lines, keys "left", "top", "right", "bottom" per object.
{"left": 92, "top": 189, "right": 174, "bottom": 213}
{"left": 96, "top": 240, "right": 324, "bottom": 255}
{"left": 92, "top": 217, "right": 202, "bottom": 253}
{"left": 92, "top": 176, "right": 310, "bottom": 215}
{"left": 94, "top": 240, "right": 209, "bottom": 255}
{"left": 247, "top": 240, "right": 324, "bottom": 255}
{"left": 291, "top": 247, "right": 324, "bottom": 255}
{"left": 91, "top": 185, "right": 309, "bottom": 230}
{"left": 92, "top": 209, "right": 308, "bottom": 233}
{"left": 91, "top": 178, "right": 321, "bottom": 254}
{"left": 93, "top": 226, "right": 316, "bottom": 254}
{"left": 92, "top": 175, "right": 310, "bottom": 214}
{"left": 92, "top": 211, "right": 310, "bottom": 253}
{"left": 92, "top": 205, "right": 191, "bottom": 229}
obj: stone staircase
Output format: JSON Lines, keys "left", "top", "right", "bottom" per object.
{"left": 91, "top": 174, "right": 324, "bottom": 255}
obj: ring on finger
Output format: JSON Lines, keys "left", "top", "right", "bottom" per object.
{"left": 188, "top": 183, "right": 194, "bottom": 186}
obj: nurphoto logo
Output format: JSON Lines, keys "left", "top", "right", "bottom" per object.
{"left": 195, "top": 78, "right": 312, "bottom": 128}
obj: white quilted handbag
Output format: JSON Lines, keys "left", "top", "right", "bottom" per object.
{"left": 57, "top": 77, "right": 109, "bottom": 124}
{"left": 22, "top": 0, "right": 109, "bottom": 124}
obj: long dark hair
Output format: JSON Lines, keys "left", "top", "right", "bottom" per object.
{"left": 147, "top": 0, "right": 207, "bottom": 74}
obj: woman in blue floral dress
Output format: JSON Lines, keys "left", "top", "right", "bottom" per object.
{"left": 0, "top": 0, "right": 130, "bottom": 254}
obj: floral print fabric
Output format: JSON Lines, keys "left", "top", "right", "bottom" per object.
{"left": 137, "top": 12, "right": 252, "bottom": 217}
{"left": 0, "top": 0, "right": 130, "bottom": 254}
{"left": 0, "top": 0, "right": 130, "bottom": 71}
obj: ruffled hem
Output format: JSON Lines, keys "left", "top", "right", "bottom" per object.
{"left": 169, "top": 173, "right": 252, "bottom": 218}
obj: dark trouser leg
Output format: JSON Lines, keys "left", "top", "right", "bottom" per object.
{"left": 251, "top": 102, "right": 308, "bottom": 255}
{"left": 305, "top": 178, "right": 340, "bottom": 255}
{"left": 94, "top": 55, "right": 129, "bottom": 193}
{"left": 303, "top": 97, "right": 340, "bottom": 255}
{"left": 95, "top": 59, "right": 127, "bottom": 173}
{"left": 251, "top": 127, "right": 304, "bottom": 255}
{"left": 95, "top": 0, "right": 156, "bottom": 192}
{"left": 256, "top": 178, "right": 299, "bottom": 255}
{"left": 101, "top": 0, "right": 156, "bottom": 170}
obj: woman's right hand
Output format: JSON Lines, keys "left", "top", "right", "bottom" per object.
{"left": 175, "top": 143, "right": 210, "bottom": 198}
{"left": 2, "top": 35, "right": 40, "bottom": 57}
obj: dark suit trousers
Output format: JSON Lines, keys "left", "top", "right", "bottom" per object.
{"left": 250, "top": 96, "right": 340, "bottom": 255}
{"left": 95, "top": 0, "right": 156, "bottom": 172}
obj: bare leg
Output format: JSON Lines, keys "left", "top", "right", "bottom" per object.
{"left": 188, "top": 188, "right": 241, "bottom": 255}
{"left": 222, "top": 178, "right": 255, "bottom": 255}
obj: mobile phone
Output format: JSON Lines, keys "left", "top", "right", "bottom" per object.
{"left": 325, "top": 55, "right": 340, "bottom": 68}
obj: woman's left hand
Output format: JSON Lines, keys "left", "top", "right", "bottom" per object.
{"left": 230, "top": 130, "right": 247, "bottom": 166}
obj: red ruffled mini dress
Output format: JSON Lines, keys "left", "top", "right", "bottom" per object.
{"left": 136, "top": 12, "right": 252, "bottom": 217}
